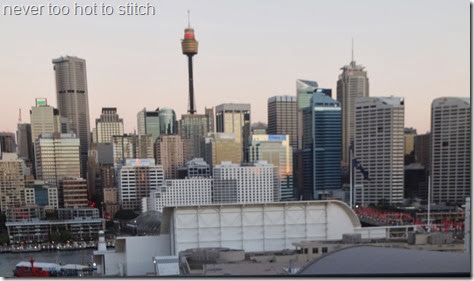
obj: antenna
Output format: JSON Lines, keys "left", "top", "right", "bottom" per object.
{"left": 187, "top": 10, "right": 191, "bottom": 28}
{"left": 351, "top": 37, "right": 354, "bottom": 62}
{"left": 18, "top": 108, "right": 22, "bottom": 123}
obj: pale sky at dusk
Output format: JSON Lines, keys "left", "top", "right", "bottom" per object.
{"left": 0, "top": 0, "right": 469, "bottom": 135}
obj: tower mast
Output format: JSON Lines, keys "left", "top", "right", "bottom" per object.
{"left": 181, "top": 11, "right": 199, "bottom": 115}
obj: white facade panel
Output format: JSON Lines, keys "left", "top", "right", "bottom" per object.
{"left": 166, "top": 201, "right": 362, "bottom": 254}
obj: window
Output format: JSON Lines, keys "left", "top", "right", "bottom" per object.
{"left": 322, "top": 247, "right": 328, "bottom": 254}
{"left": 312, "top": 248, "right": 319, "bottom": 254}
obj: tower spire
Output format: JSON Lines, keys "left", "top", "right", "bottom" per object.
{"left": 351, "top": 37, "right": 354, "bottom": 63}
{"left": 187, "top": 10, "right": 191, "bottom": 28}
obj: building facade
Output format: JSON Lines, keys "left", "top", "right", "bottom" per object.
{"left": 58, "top": 177, "right": 88, "bottom": 208}
{"left": 34, "top": 133, "right": 81, "bottom": 185}
{"left": 354, "top": 97, "right": 404, "bottom": 205}
{"left": 336, "top": 61, "right": 369, "bottom": 165}
{"left": 17, "top": 123, "right": 33, "bottom": 162}
{"left": 154, "top": 135, "right": 185, "bottom": 179}
{"left": 53, "top": 56, "right": 91, "bottom": 178}
{"left": 137, "top": 108, "right": 160, "bottom": 144}
{"left": 205, "top": 133, "right": 242, "bottom": 171}
{"left": 215, "top": 104, "right": 251, "bottom": 162}
{"left": 0, "top": 132, "right": 16, "bottom": 155}
{"left": 431, "top": 97, "right": 470, "bottom": 204}
{"left": 213, "top": 161, "right": 279, "bottom": 203}
{"left": 118, "top": 159, "right": 164, "bottom": 211}
{"left": 158, "top": 108, "right": 177, "bottom": 135}
{"left": 179, "top": 109, "right": 214, "bottom": 161}
{"left": 29, "top": 98, "right": 62, "bottom": 144}
{"left": 302, "top": 92, "right": 341, "bottom": 200}
{"left": 248, "top": 134, "right": 294, "bottom": 201}
{"left": 267, "top": 96, "right": 297, "bottom": 150}
{"left": 414, "top": 133, "right": 431, "bottom": 171}
{"left": 94, "top": 107, "right": 124, "bottom": 144}
{"left": 0, "top": 154, "right": 26, "bottom": 212}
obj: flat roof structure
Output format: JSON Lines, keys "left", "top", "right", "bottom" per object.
{"left": 297, "top": 245, "right": 470, "bottom": 277}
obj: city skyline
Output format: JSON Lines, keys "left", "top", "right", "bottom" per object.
{"left": 0, "top": 0, "right": 469, "bottom": 136}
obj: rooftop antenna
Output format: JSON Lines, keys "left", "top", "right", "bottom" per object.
{"left": 187, "top": 10, "right": 191, "bottom": 28}
{"left": 18, "top": 108, "right": 22, "bottom": 123}
{"left": 351, "top": 37, "right": 354, "bottom": 62}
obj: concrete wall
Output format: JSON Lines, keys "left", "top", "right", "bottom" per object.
{"left": 124, "top": 235, "right": 171, "bottom": 276}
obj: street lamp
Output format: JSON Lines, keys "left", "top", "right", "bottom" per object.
{"left": 152, "top": 257, "right": 157, "bottom": 276}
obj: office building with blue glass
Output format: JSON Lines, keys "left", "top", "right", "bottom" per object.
{"left": 302, "top": 91, "right": 341, "bottom": 199}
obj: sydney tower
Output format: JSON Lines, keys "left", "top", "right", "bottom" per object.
{"left": 181, "top": 12, "right": 199, "bottom": 115}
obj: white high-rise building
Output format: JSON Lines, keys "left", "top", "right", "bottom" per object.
{"left": 145, "top": 178, "right": 212, "bottom": 212}
{"left": 118, "top": 159, "right": 164, "bottom": 211}
{"left": 213, "top": 161, "right": 279, "bottom": 203}
{"left": 354, "top": 97, "right": 404, "bottom": 205}
{"left": 337, "top": 60, "right": 369, "bottom": 165}
{"left": 431, "top": 97, "right": 471, "bottom": 204}
{"left": 34, "top": 133, "right": 81, "bottom": 185}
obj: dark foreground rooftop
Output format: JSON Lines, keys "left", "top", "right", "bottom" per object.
{"left": 297, "top": 245, "right": 470, "bottom": 277}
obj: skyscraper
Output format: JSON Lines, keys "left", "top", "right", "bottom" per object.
{"left": 94, "top": 108, "right": 124, "bottom": 144}
{"left": 34, "top": 133, "right": 81, "bottom": 185}
{"left": 58, "top": 177, "right": 88, "bottom": 208}
{"left": 112, "top": 134, "right": 138, "bottom": 165}
{"left": 337, "top": 59, "right": 369, "bottom": 165}
{"left": 0, "top": 153, "right": 26, "bottom": 212}
{"left": 53, "top": 56, "right": 91, "bottom": 178}
{"left": 215, "top": 103, "right": 251, "bottom": 161}
{"left": 354, "top": 97, "right": 404, "bottom": 205}
{"left": 431, "top": 97, "right": 470, "bottom": 204}
{"left": 0, "top": 132, "right": 16, "bottom": 155}
{"left": 267, "top": 96, "right": 297, "bottom": 150}
{"left": 29, "top": 98, "right": 62, "bottom": 144}
{"left": 248, "top": 134, "right": 293, "bottom": 201}
{"left": 302, "top": 92, "right": 341, "bottom": 200}
{"left": 17, "top": 123, "right": 33, "bottom": 161}
{"left": 414, "top": 133, "right": 430, "bottom": 170}
{"left": 154, "top": 135, "right": 185, "bottom": 179}
{"left": 179, "top": 108, "right": 214, "bottom": 161}
{"left": 137, "top": 108, "right": 160, "bottom": 144}
{"left": 158, "top": 108, "right": 177, "bottom": 135}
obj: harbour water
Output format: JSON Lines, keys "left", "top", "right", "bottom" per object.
{"left": 0, "top": 249, "right": 94, "bottom": 277}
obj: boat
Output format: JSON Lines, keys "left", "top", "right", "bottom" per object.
{"left": 13, "top": 258, "right": 96, "bottom": 277}
{"left": 13, "top": 258, "right": 59, "bottom": 277}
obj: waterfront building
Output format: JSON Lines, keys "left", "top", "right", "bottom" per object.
{"left": 58, "top": 177, "right": 88, "bottom": 208}
{"left": 431, "top": 97, "right": 470, "bottom": 204}
{"left": 354, "top": 97, "right": 404, "bottom": 205}
{"left": 24, "top": 181, "right": 59, "bottom": 210}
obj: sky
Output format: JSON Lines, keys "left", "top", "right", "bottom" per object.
{"left": 0, "top": 0, "right": 469, "bottom": 135}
